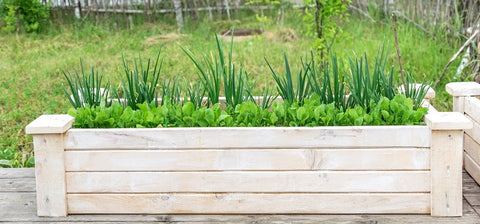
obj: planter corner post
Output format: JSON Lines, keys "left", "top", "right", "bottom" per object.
{"left": 425, "top": 112, "right": 472, "bottom": 216}
{"left": 26, "top": 115, "right": 75, "bottom": 217}
{"left": 446, "top": 82, "right": 480, "bottom": 113}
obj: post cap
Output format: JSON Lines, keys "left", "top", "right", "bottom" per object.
{"left": 26, "top": 115, "right": 75, "bottom": 134}
{"left": 446, "top": 82, "right": 480, "bottom": 96}
{"left": 425, "top": 112, "right": 472, "bottom": 130}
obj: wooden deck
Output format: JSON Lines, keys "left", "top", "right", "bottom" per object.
{"left": 2, "top": 168, "right": 480, "bottom": 223}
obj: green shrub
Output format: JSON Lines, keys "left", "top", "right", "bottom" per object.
{"left": 0, "top": 0, "right": 50, "bottom": 33}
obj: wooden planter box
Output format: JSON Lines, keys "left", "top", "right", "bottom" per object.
{"left": 26, "top": 99, "right": 471, "bottom": 217}
{"left": 447, "top": 82, "right": 480, "bottom": 185}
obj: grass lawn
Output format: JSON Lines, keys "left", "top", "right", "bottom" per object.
{"left": 0, "top": 10, "right": 466, "bottom": 167}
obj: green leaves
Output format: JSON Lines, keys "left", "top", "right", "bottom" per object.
{"left": 63, "top": 60, "right": 110, "bottom": 109}
{"left": 117, "top": 52, "right": 162, "bottom": 110}
{"left": 71, "top": 95, "right": 428, "bottom": 128}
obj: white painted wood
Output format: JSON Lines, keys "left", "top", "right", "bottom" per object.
{"left": 464, "top": 114, "right": 480, "bottom": 144}
{"left": 446, "top": 82, "right": 480, "bottom": 97}
{"left": 65, "top": 148, "right": 430, "bottom": 171}
{"left": 32, "top": 134, "right": 67, "bottom": 217}
{"left": 464, "top": 134, "right": 480, "bottom": 166}
{"left": 67, "top": 193, "right": 430, "bottom": 214}
{"left": 425, "top": 112, "right": 472, "bottom": 130}
{"left": 453, "top": 96, "right": 465, "bottom": 114}
{"left": 26, "top": 115, "right": 74, "bottom": 134}
{"left": 430, "top": 130, "right": 464, "bottom": 216}
{"left": 64, "top": 126, "right": 431, "bottom": 150}
{"left": 465, "top": 153, "right": 480, "bottom": 185}
{"left": 424, "top": 101, "right": 439, "bottom": 114}
{"left": 66, "top": 171, "right": 430, "bottom": 193}
{"left": 465, "top": 97, "right": 480, "bottom": 127}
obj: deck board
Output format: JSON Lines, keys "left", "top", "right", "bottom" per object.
{"left": 1, "top": 168, "right": 480, "bottom": 223}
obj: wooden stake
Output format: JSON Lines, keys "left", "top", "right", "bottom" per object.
{"left": 392, "top": 13, "right": 406, "bottom": 88}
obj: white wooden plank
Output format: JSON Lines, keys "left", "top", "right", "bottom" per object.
{"left": 0, "top": 168, "right": 35, "bottom": 179}
{"left": 446, "top": 82, "right": 480, "bottom": 97}
{"left": 464, "top": 134, "right": 480, "bottom": 166}
{"left": 465, "top": 97, "right": 480, "bottom": 127}
{"left": 453, "top": 96, "right": 465, "bottom": 114}
{"left": 465, "top": 114, "right": 480, "bottom": 144}
{"left": 0, "top": 178, "right": 36, "bottom": 192}
{"left": 67, "top": 193, "right": 430, "bottom": 214}
{"left": 425, "top": 112, "right": 472, "bottom": 130}
{"left": 424, "top": 101, "right": 438, "bottom": 114}
{"left": 65, "top": 148, "right": 430, "bottom": 171}
{"left": 430, "top": 130, "right": 464, "bottom": 216}
{"left": 66, "top": 171, "right": 430, "bottom": 193}
{"left": 465, "top": 153, "right": 480, "bottom": 186}
{"left": 26, "top": 115, "right": 74, "bottom": 134}
{"left": 32, "top": 134, "right": 67, "bottom": 217}
{"left": 64, "top": 126, "right": 431, "bottom": 150}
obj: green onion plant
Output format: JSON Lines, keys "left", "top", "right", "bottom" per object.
{"left": 63, "top": 60, "right": 110, "bottom": 108}
{"left": 117, "top": 52, "right": 162, "bottom": 109}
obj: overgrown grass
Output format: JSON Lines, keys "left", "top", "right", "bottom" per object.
{"left": 0, "top": 10, "right": 465, "bottom": 167}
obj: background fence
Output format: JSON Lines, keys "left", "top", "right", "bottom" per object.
{"left": 349, "top": 0, "right": 479, "bottom": 82}
{"left": 2, "top": 0, "right": 479, "bottom": 79}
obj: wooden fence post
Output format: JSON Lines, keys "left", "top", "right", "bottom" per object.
{"left": 425, "top": 112, "right": 472, "bottom": 216}
{"left": 446, "top": 82, "right": 480, "bottom": 114}
{"left": 173, "top": 0, "right": 184, "bottom": 29}
{"left": 26, "top": 115, "right": 75, "bottom": 217}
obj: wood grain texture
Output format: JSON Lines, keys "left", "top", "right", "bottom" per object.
{"left": 66, "top": 171, "right": 430, "bottom": 193}
{"left": 26, "top": 115, "right": 74, "bottom": 134}
{"left": 465, "top": 114, "right": 480, "bottom": 144}
{"left": 465, "top": 97, "right": 480, "bottom": 127}
{"left": 64, "top": 126, "right": 431, "bottom": 150}
{"left": 33, "top": 134, "right": 67, "bottom": 217}
{"left": 65, "top": 148, "right": 430, "bottom": 171}
{"left": 465, "top": 153, "right": 480, "bottom": 186}
{"left": 431, "top": 130, "right": 464, "bottom": 216}
{"left": 0, "top": 178, "right": 35, "bottom": 192}
{"left": 2, "top": 169, "right": 480, "bottom": 222}
{"left": 67, "top": 193, "right": 431, "bottom": 214}
{"left": 0, "top": 168, "right": 35, "bottom": 179}
{"left": 464, "top": 134, "right": 480, "bottom": 166}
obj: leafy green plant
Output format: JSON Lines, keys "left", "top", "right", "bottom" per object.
{"left": 182, "top": 34, "right": 254, "bottom": 108}
{"left": 63, "top": 60, "right": 110, "bottom": 108}
{"left": 69, "top": 94, "right": 428, "bottom": 129}
{"left": 259, "top": 86, "right": 278, "bottom": 110}
{"left": 182, "top": 40, "right": 222, "bottom": 106}
{"left": 346, "top": 46, "right": 397, "bottom": 109}
{"left": 160, "top": 77, "right": 183, "bottom": 106}
{"left": 0, "top": 0, "right": 50, "bottom": 33}
{"left": 308, "top": 52, "right": 350, "bottom": 110}
{"left": 185, "top": 81, "right": 206, "bottom": 108}
{"left": 266, "top": 53, "right": 311, "bottom": 105}
{"left": 401, "top": 72, "right": 430, "bottom": 109}
{"left": 116, "top": 52, "right": 162, "bottom": 109}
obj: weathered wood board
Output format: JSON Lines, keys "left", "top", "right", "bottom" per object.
{"left": 65, "top": 148, "right": 430, "bottom": 171}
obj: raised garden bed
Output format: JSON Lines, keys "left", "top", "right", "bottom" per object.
{"left": 26, "top": 93, "right": 472, "bottom": 217}
{"left": 447, "top": 82, "right": 480, "bottom": 185}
